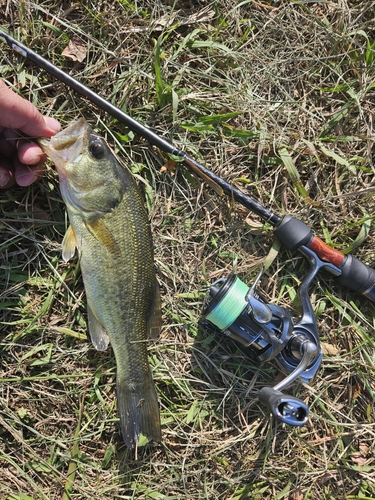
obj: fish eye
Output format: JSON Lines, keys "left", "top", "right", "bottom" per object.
{"left": 89, "top": 139, "right": 105, "bottom": 160}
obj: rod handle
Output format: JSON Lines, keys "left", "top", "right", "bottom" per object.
{"left": 275, "top": 215, "right": 375, "bottom": 303}
{"left": 332, "top": 253, "right": 375, "bottom": 302}
{"left": 307, "top": 237, "right": 375, "bottom": 302}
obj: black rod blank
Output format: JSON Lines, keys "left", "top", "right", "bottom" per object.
{"left": 3, "top": 29, "right": 375, "bottom": 303}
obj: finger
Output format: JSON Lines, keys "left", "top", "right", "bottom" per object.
{"left": 17, "top": 139, "right": 47, "bottom": 165}
{"left": 0, "top": 135, "right": 16, "bottom": 158}
{"left": 12, "top": 153, "right": 44, "bottom": 187}
{"left": 3, "top": 127, "right": 21, "bottom": 147}
{"left": 0, "top": 158, "right": 15, "bottom": 189}
{"left": 0, "top": 80, "right": 60, "bottom": 137}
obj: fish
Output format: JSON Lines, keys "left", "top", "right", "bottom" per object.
{"left": 39, "top": 118, "right": 162, "bottom": 448}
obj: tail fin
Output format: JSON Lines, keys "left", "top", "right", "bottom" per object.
{"left": 116, "top": 374, "right": 161, "bottom": 449}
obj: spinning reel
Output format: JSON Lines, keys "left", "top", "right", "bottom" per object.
{"left": 202, "top": 246, "right": 341, "bottom": 427}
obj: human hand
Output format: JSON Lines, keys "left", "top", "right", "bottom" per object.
{"left": 0, "top": 79, "right": 61, "bottom": 189}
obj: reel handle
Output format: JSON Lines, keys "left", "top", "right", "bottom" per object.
{"left": 258, "top": 339, "right": 316, "bottom": 426}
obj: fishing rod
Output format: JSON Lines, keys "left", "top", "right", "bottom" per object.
{"left": 1, "top": 28, "right": 375, "bottom": 303}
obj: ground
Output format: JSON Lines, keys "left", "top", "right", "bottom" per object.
{"left": 1, "top": 1, "right": 375, "bottom": 499}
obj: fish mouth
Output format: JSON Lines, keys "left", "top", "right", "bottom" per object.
{"left": 38, "top": 118, "right": 88, "bottom": 171}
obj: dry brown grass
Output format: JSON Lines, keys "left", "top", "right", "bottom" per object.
{"left": 1, "top": 1, "right": 375, "bottom": 499}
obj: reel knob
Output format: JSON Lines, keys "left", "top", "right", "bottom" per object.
{"left": 258, "top": 387, "right": 308, "bottom": 426}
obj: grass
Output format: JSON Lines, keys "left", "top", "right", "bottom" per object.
{"left": 1, "top": 0, "right": 375, "bottom": 498}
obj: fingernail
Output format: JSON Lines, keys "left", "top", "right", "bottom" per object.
{"left": 17, "top": 172, "right": 38, "bottom": 187}
{"left": 44, "top": 117, "right": 61, "bottom": 135}
{"left": 0, "top": 172, "right": 10, "bottom": 187}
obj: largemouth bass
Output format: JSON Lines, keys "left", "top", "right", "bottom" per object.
{"left": 39, "top": 119, "right": 162, "bottom": 448}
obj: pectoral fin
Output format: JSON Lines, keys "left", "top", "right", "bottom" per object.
{"left": 62, "top": 225, "right": 77, "bottom": 262}
{"left": 87, "top": 303, "right": 110, "bottom": 351}
{"left": 85, "top": 217, "right": 120, "bottom": 256}
{"left": 147, "top": 280, "right": 162, "bottom": 340}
